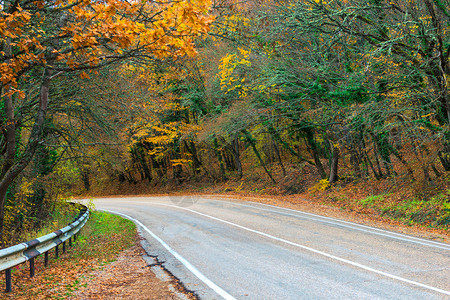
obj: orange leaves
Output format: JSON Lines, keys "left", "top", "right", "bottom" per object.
{"left": 0, "top": 7, "right": 32, "bottom": 38}
{"left": 33, "top": 0, "right": 45, "bottom": 9}
{"left": 71, "top": 33, "right": 98, "bottom": 50}
{"left": 134, "top": 0, "right": 213, "bottom": 59}
{"left": 1, "top": 86, "right": 25, "bottom": 99}
{"left": 0, "top": 63, "right": 16, "bottom": 86}
{"left": 0, "top": 5, "right": 46, "bottom": 93}
{"left": 0, "top": 0, "right": 213, "bottom": 99}
{"left": 79, "top": 72, "right": 90, "bottom": 79}
{"left": 62, "top": 0, "right": 211, "bottom": 64}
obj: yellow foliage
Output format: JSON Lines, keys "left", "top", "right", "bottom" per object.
{"left": 218, "top": 48, "right": 252, "bottom": 96}
{"left": 170, "top": 158, "right": 192, "bottom": 166}
{"left": 309, "top": 179, "right": 330, "bottom": 192}
{"left": 3, "top": 177, "right": 36, "bottom": 237}
{"left": 16, "top": 177, "right": 34, "bottom": 199}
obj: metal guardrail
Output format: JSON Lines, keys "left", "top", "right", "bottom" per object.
{"left": 0, "top": 204, "right": 89, "bottom": 292}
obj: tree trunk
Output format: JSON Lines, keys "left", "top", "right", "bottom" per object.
{"left": 171, "top": 142, "right": 183, "bottom": 182}
{"left": 0, "top": 68, "right": 51, "bottom": 246}
{"left": 372, "top": 138, "right": 385, "bottom": 179}
{"left": 1, "top": 41, "right": 15, "bottom": 180}
{"left": 81, "top": 169, "right": 90, "bottom": 191}
{"left": 349, "top": 148, "right": 362, "bottom": 178}
{"left": 213, "top": 136, "right": 227, "bottom": 181}
{"left": 438, "top": 147, "right": 450, "bottom": 171}
{"left": 150, "top": 156, "right": 164, "bottom": 178}
{"left": 391, "top": 149, "right": 415, "bottom": 180}
{"left": 138, "top": 147, "right": 152, "bottom": 182}
{"left": 243, "top": 130, "right": 276, "bottom": 184}
{"left": 231, "top": 134, "right": 243, "bottom": 178}
{"left": 364, "top": 151, "right": 381, "bottom": 180}
{"left": 223, "top": 146, "right": 235, "bottom": 171}
{"left": 273, "top": 140, "right": 286, "bottom": 177}
{"left": 305, "top": 129, "right": 327, "bottom": 179}
{"left": 423, "top": 166, "right": 432, "bottom": 183}
{"left": 376, "top": 134, "right": 393, "bottom": 177}
{"left": 328, "top": 143, "right": 339, "bottom": 183}
{"left": 267, "top": 125, "right": 315, "bottom": 165}
{"left": 431, "top": 164, "right": 441, "bottom": 178}
{"left": 184, "top": 140, "right": 202, "bottom": 174}
{"left": 424, "top": 0, "right": 450, "bottom": 123}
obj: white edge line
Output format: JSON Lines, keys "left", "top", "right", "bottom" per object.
{"left": 102, "top": 210, "right": 236, "bottom": 300}
{"left": 256, "top": 202, "right": 450, "bottom": 245}
{"left": 207, "top": 197, "right": 450, "bottom": 250}
{"left": 156, "top": 203, "right": 450, "bottom": 296}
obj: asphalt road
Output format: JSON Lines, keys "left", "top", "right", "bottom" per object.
{"left": 89, "top": 196, "right": 450, "bottom": 300}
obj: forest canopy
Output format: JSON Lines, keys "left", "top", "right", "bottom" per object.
{"left": 1, "top": 0, "right": 449, "bottom": 245}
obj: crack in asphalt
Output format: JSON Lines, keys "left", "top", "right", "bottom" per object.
{"left": 140, "top": 233, "right": 200, "bottom": 300}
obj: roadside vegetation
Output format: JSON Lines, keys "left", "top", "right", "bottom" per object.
{"left": 311, "top": 182, "right": 450, "bottom": 230}
{"left": 0, "top": 211, "right": 136, "bottom": 299}
{"left": 8, "top": 202, "right": 79, "bottom": 245}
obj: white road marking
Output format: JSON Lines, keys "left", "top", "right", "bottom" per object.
{"left": 155, "top": 203, "right": 450, "bottom": 296}
{"left": 206, "top": 197, "right": 450, "bottom": 250}
{"left": 103, "top": 210, "right": 236, "bottom": 300}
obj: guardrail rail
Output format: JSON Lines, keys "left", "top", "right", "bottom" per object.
{"left": 0, "top": 204, "right": 89, "bottom": 292}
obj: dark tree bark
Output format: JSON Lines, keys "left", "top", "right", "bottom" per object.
{"left": 223, "top": 145, "right": 235, "bottom": 171}
{"left": 363, "top": 150, "right": 381, "bottom": 180}
{"left": 213, "top": 136, "right": 227, "bottom": 181}
{"left": 438, "top": 148, "right": 450, "bottom": 171}
{"left": 231, "top": 134, "right": 243, "bottom": 178}
{"left": 0, "top": 68, "right": 50, "bottom": 246}
{"left": 305, "top": 128, "right": 327, "bottom": 179}
{"left": 349, "top": 148, "right": 362, "bottom": 179}
{"left": 243, "top": 130, "right": 276, "bottom": 184}
{"left": 131, "top": 145, "right": 152, "bottom": 182}
{"left": 273, "top": 140, "right": 286, "bottom": 177}
{"left": 372, "top": 137, "right": 385, "bottom": 179}
{"left": 328, "top": 143, "right": 339, "bottom": 184}
{"left": 183, "top": 140, "right": 202, "bottom": 175}
{"left": 267, "top": 125, "right": 314, "bottom": 165}
{"left": 81, "top": 169, "right": 90, "bottom": 191}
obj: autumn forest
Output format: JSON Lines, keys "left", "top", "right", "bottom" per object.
{"left": 1, "top": 0, "right": 449, "bottom": 245}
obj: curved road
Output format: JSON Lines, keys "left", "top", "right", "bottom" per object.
{"left": 89, "top": 196, "right": 450, "bottom": 299}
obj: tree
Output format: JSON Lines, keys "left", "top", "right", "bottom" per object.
{"left": 0, "top": 0, "right": 213, "bottom": 245}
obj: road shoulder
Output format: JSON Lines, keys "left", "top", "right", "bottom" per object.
{"left": 73, "top": 237, "right": 196, "bottom": 300}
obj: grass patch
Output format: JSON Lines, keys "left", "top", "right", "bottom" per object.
{"left": 380, "top": 191, "right": 450, "bottom": 227}
{"left": 71, "top": 211, "right": 135, "bottom": 261}
{"left": 326, "top": 189, "right": 450, "bottom": 230}
{"left": 0, "top": 211, "right": 136, "bottom": 299}
{"left": 359, "top": 194, "right": 386, "bottom": 207}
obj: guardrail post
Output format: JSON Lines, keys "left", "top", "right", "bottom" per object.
{"left": 69, "top": 237, "right": 72, "bottom": 247}
{"left": 30, "top": 258, "right": 35, "bottom": 277}
{"left": 5, "top": 268, "right": 11, "bottom": 292}
{"left": 55, "top": 245, "right": 59, "bottom": 258}
{"left": 63, "top": 241, "right": 66, "bottom": 253}
{"left": 44, "top": 251, "right": 49, "bottom": 267}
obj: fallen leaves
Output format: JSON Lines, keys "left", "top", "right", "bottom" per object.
{"left": 0, "top": 212, "right": 190, "bottom": 299}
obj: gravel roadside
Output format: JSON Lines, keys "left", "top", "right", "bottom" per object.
{"left": 73, "top": 237, "right": 196, "bottom": 300}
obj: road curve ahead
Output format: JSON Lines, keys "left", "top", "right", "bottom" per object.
{"left": 89, "top": 196, "right": 450, "bottom": 300}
